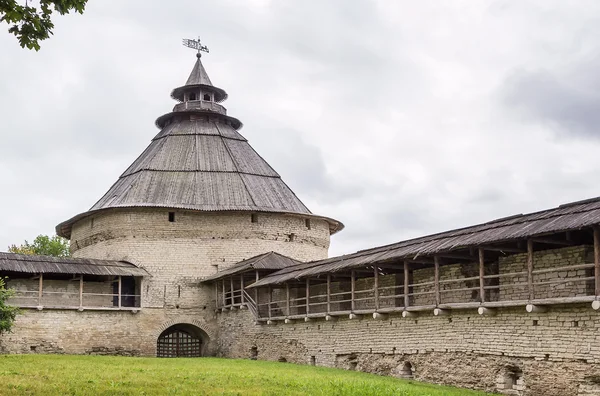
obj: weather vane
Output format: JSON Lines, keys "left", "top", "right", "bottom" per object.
{"left": 182, "top": 37, "right": 209, "bottom": 58}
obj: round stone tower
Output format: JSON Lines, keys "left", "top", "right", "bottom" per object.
{"left": 56, "top": 50, "right": 343, "bottom": 315}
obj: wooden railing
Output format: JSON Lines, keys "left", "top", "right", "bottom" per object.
{"left": 7, "top": 275, "right": 141, "bottom": 311}
{"left": 251, "top": 258, "right": 600, "bottom": 322}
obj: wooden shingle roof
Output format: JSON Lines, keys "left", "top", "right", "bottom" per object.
{"left": 202, "top": 251, "right": 300, "bottom": 282}
{"left": 0, "top": 252, "right": 149, "bottom": 277}
{"left": 56, "top": 56, "right": 343, "bottom": 238}
{"left": 251, "top": 196, "right": 600, "bottom": 287}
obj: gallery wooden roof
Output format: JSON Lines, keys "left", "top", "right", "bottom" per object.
{"left": 202, "top": 251, "right": 300, "bottom": 282}
{"left": 0, "top": 252, "right": 149, "bottom": 277}
{"left": 251, "top": 196, "right": 600, "bottom": 287}
{"left": 56, "top": 55, "right": 344, "bottom": 238}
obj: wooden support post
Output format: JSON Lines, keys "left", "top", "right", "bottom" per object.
{"left": 403, "top": 261, "right": 410, "bottom": 309}
{"left": 374, "top": 266, "right": 380, "bottom": 310}
{"left": 286, "top": 283, "right": 291, "bottom": 317}
{"left": 284, "top": 318, "right": 295, "bottom": 324}
{"left": 118, "top": 276, "right": 122, "bottom": 308}
{"left": 326, "top": 274, "right": 331, "bottom": 313}
{"left": 434, "top": 256, "right": 441, "bottom": 306}
{"left": 478, "top": 248, "right": 486, "bottom": 303}
{"left": 527, "top": 239, "right": 534, "bottom": 301}
{"left": 594, "top": 227, "right": 600, "bottom": 296}
{"left": 402, "top": 311, "right": 417, "bottom": 318}
{"left": 38, "top": 273, "right": 43, "bottom": 307}
{"left": 240, "top": 274, "right": 245, "bottom": 305}
{"left": 214, "top": 281, "right": 219, "bottom": 309}
{"left": 306, "top": 278, "right": 310, "bottom": 314}
{"left": 268, "top": 286, "right": 272, "bottom": 319}
{"left": 254, "top": 271, "right": 259, "bottom": 309}
{"left": 222, "top": 279, "right": 226, "bottom": 307}
{"left": 351, "top": 270, "right": 356, "bottom": 312}
{"left": 373, "top": 312, "right": 388, "bottom": 320}
{"left": 325, "top": 315, "right": 337, "bottom": 322}
{"left": 230, "top": 276, "right": 235, "bottom": 305}
{"left": 79, "top": 275, "right": 84, "bottom": 309}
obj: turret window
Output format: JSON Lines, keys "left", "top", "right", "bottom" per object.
{"left": 189, "top": 93, "right": 197, "bottom": 101}
{"left": 203, "top": 93, "right": 211, "bottom": 101}
{"left": 168, "top": 212, "right": 175, "bottom": 222}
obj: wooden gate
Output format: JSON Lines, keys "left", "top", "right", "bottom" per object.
{"left": 157, "top": 329, "right": 202, "bottom": 357}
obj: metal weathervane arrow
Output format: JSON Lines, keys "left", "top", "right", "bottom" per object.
{"left": 182, "top": 37, "right": 209, "bottom": 57}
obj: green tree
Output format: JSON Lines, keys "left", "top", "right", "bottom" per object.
{"left": 9, "top": 234, "right": 70, "bottom": 257}
{"left": 1, "top": 0, "right": 88, "bottom": 50}
{"left": 0, "top": 277, "right": 18, "bottom": 335}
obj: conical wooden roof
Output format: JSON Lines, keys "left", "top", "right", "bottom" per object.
{"left": 56, "top": 56, "right": 343, "bottom": 238}
{"left": 185, "top": 56, "right": 213, "bottom": 85}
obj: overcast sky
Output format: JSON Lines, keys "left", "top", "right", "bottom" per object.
{"left": 2, "top": 1, "right": 600, "bottom": 257}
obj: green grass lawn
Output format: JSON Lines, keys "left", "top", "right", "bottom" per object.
{"left": 0, "top": 355, "right": 498, "bottom": 395}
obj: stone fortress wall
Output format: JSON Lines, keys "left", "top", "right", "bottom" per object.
{"left": 216, "top": 245, "right": 600, "bottom": 396}
{"left": 1, "top": 208, "right": 330, "bottom": 358}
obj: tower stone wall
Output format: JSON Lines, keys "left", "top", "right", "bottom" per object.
{"left": 70, "top": 208, "right": 330, "bottom": 308}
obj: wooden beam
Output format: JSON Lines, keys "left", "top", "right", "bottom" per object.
{"left": 526, "top": 304, "right": 547, "bottom": 313}
{"left": 530, "top": 237, "right": 573, "bottom": 246}
{"left": 268, "top": 286, "right": 272, "bottom": 319}
{"left": 403, "top": 261, "right": 410, "bottom": 309}
{"left": 374, "top": 266, "right": 380, "bottom": 310}
{"left": 478, "top": 307, "right": 497, "bottom": 316}
{"left": 326, "top": 274, "right": 331, "bottom": 313}
{"left": 214, "top": 281, "right": 219, "bottom": 309}
{"left": 306, "top": 278, "right": 310, "bottom": 314}
{"left": 480, "top": 245, "right": 526, "bottom": 254}
{"left": 527, "top": 239, "right": 534, "bottom": 301}
{"left": 240, "top": 274, "right": 245, "bottom": 305}
{"left": 230, "top": 277, "right": 235, "bottom": 305}
{"left": 434, "top": 256, "right": 441, "bottom": 306}
{"left": 436, "top": 252, "right": 476, "bottom": 261}
{"left": 433, "top": 308, "right": 449, "bottom": 316}
{"left": 595, "top": 226, "right": 600, "bottom": 296}
{"left": 373, "top": 312, "right": 387, "bottom": 320}
{"left": 254, "top": 271, "right": 259, "bottom": 310}
{"left": 478, "top": 248, "right": 485, "bottom": 303}
{"left": 222, "top": 279, "right": 226, "bottom": 307}
{"left": 350, "top": 270, "right": 356, "bottom": 312}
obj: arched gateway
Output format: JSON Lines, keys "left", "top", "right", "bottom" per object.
{"left": 157, "top": 324, "right": 208, "bottom": 358}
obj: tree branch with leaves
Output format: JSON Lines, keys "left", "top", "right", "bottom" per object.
{"left": 0, "top": 277, "right": 18, "bottom": 335}
{"left": 0, "top": 0, "right": 87, "bottom": 50}
{"left": 9, "top": 234, "right": 71, "bottom": 257}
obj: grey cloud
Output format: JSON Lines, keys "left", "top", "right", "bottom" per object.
{"left": 500, "top": 68, "right": 600, "bottom": 138}
{"left": 4, "top": 0, "right": 600, "bottom": 260}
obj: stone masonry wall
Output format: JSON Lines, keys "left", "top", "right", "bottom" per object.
{"left": 216, "top": 245, "right": 600, "bottom": 396}
{"left": 499, "top": 245, "right": 594, "bottom": 301}
{"left": 217, "top": 305, "right": 600, "bottom": 396}
{"left": 0, "top": 307, "right": 217, "bottom": 356}
{"left": 69, "top": 208, "right": 330, "bottom": 310}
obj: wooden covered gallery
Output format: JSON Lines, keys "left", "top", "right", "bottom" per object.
{"left": 1, "top": 253, "right": 148, "bottom": 311}
{"left": 206, "top": 197, "right": 600, "bottom": 322}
